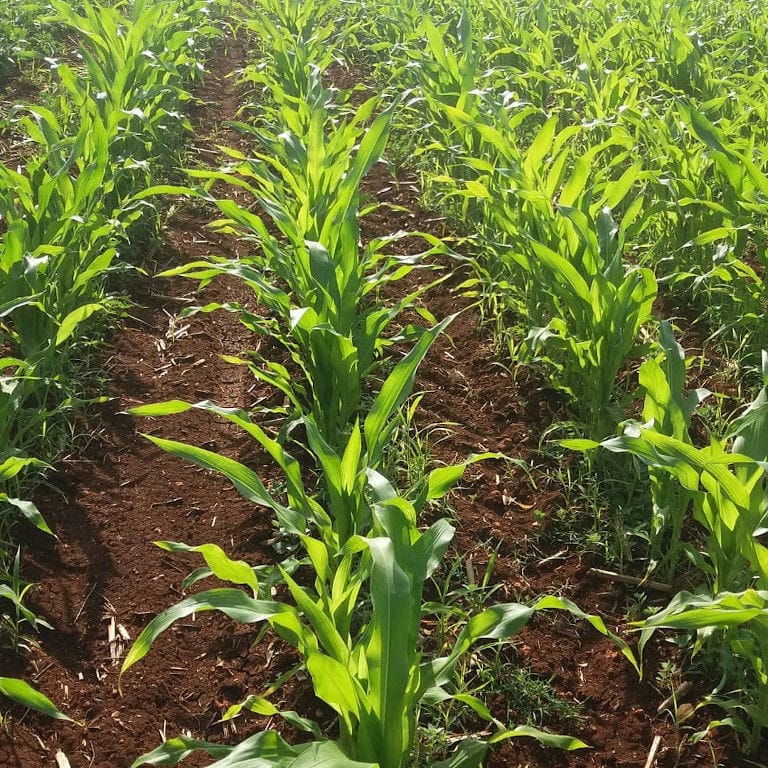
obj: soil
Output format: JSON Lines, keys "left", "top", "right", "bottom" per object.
{"left": 0, "top": 39, "right": 750, "bottom": 768}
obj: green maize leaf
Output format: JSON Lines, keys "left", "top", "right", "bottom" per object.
{"left": 282, "top": 570, "right": 349, "bottom": 663}
{"left": 527, "top": 240, "right": 591, "bottom": 305}
{"left": 121, "top": 589, "right": 296, "bottom": 680}
{"left": 364, "top": 535, "right": 414, "bottom": 764}
{"left": 129, "top": 400, "right": 192, "bottom": 416}
{"left": 365, "top": 315, "right": 454, "bottom": 464}
{"left": 180, "top": 566, "right": 214, "bottom": 590}
{"left": 432, "top": 739, "right": 487, "bottom": 768}
{"left": 55, "top": 303, "right": 105, "bottom": 347}
{"left": 305, "top": 652, "right": 362, "bottom": 731}
{"left": 282, "top": 741, "right": 377, "bottom": 768}
{"left": 645, "top": 606, "right": 765, "bottom": 629}
{"left": 0, "top": 295, "right": 43, "bottom": 318}
{"left": 422, "top": 603, "right": 535, "bottom": 692}
{"left": 340, "top": 422, "right": 363, "bottom": 495}
{"left": 639, "top": 590, "right": 768, "bottom": 631}
{"left": 0, "top": 455, "right": 48, "bottom": 482}
{"left": 463, "top": 179, "right": 490, "bottom": 199}
{"left": 558, "top": 156, "right": 590, "bottom": 209}
{"left": 463, "top": 603, "right": 535, "bottom": 644}
{"left": 591, "top": 426, "right": 753, "bottom": 508}
{"left": 533, "top": 595, "right": 639, "bottom": 673}
{"left": 682, "top": 227, "right": 740, "bottom": 247}
{"left": 416, "top": 452, "right": 502, "bottom": 511}
{"left": 128, "top": 184, "right": 213, "bottom": 203}
{"left": 222, "top": 695, "right": 323, "bottom": 738}
{"left": 560, "top": 439, "right": 601, "bottom": 452}
{"left": 0, "top": 585, "right": 50, "bottom": 630}
{"left": 301, "top": 417, "right": 360, "bottom": 542}
{"left": 132, "top": 730, "right": 299, "bottom": 767}
{"left": 365, "top": 469, "right": 398, "bottom": 504}
{"left": 306, "top": 240, "right": 342, "bottom": 308}
{"left": 134, "top": 400, "right": 312, "bottom": 517}
{"left": 523, "top": 116, "right": 558, "bottom": 180}
{"left": 422, "top": 688, "right": 498, "bottom": 726}
{"left": 680, "top": 103, "right": 732, "bottom": 157}
{"left": 0, "top": 678, "right": 71, "bottom": 721}
{"left": 139, "top": 434, "right": 306, "bottom": 534}
{"left": 154, "top": 542, "right": 258, "bottom": 594}
{"left": 1, "top": 495, "right": 53, "bottom": 535}
{"left": 131, "top": 737, "right": 234, "bottom": 766}
{"left": 602, "top": 163, "right": 643, "bottom": 209}
{"left": 489, "top": 725, "right": 588, "bottom": 750}
{"left": 416, "top": 518, "right": 456, "bottom": 581}
{"left": 300, "top": 535, "right": 331, "bottom": 588}
{"left": 729, "top": 357, "right": 768, "bottom": 463}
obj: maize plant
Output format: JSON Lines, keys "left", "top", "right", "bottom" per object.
{"left": 46, "top": 0, "right": 217, "bottom": 205}
{"left": 0, "top": 106, "right": 126, "bottom": 368}
{"left": 149, "top": 88, "right": 450, "bottom": 449}
{"left": 121, "top": 414, "right": 637, "bottom": 768}
{"left": 565, "top": 413, "right": 768, "bottom": 592}
{"left": 565, "top": 359, "right": 768, "bottom": 751}
{"left": 635, "top": 321, "right": 710, "bottom": 580}
{"left": 240, "top": 0, "right": 355, "bottom": 109}
{"left": 639, "top": 589, "right": 768, "bottom": 754}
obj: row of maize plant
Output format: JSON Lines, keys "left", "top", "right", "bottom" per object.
{"left": 116, "top": 1, "right": 639, "bottom": 765}
{"left": 347, "top": 0, "right": 768, "bottom": 753}
{"left": 366, "top": 0, "right": 768, "bottom": 374}
{"left": 0, "top": 0, "right": 221, "bottom": 714}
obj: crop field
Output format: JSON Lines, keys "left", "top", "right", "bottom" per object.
{"left": 1, "top": 0, "right": 768, "bottom": 766}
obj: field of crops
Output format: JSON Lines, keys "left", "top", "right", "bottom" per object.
{"left": 1, "top": 0, "right": 768, "bottom": 766}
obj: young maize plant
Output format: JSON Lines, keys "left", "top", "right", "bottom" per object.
{"left": 634, "top": 321, "right": 710, "bottom": 580}
{"left": 0, "top": 106, "right": 125, "bottom": 367}
{"left": 566, "top": 358, "right": 768, "bottom": 594}
{"left": 0, "top": 0, "right": 217, "bottom": 377}
{"left": 46, "top": 0, "right": 217, "bottom": 206}
{"left": 0, "top": 0, "right": 48, "bottom": 82}
{"left": 120, "top": 410, "right": 637, "bottom": 768}
{"left": 667, "top": 104, "right": 768, "bottom": 362}
{"left": 566, "top": 355, "right": 768, "bottom": 750}
{"left": 436, "top": 111, "right": 653, "bottom": 435}
{"left": 519, "top": 206, "right": 657, "bottom": 438}
{"left": 150, "top": 87, "right": 450, "bottom": 450}
{"left": 399, "top": 14, "right": 657, "bottom": 435}
{"left": 240, "top": 0, "right": 355, "bottom": 110}
{"left": 639, "top": 588, "right": 768, "bottom": 754}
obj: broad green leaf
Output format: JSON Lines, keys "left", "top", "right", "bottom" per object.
{"left": 155, "top": 542, "right": 258, "bottom": 594}
{"left": 1, "top": 496, "right": 53, "bottom": 535}
{"left": 489, "top": 724, "right": 588, "bottom": 750}
{"left": 285, "top": 742, "right": 376, "bottom": 768}
{"left": 139, "top": 434, "right": 305, "bottom": 533}
{"left": 121, "top": 590, "right": 295, "bottom": 678}
{"left": 424, "top": 453, "right": 501, "bottom": 502}
{"left": 305, "top": 653, "right": 361, "bottom": 728}
{"left": 0, "top": 678, "right": 71, "bottom": 721}
{"left": 55, "top": 304, "right": 104, "bottom": 347}
{"left": 365, "top": 315, "right": 453, "bottom": 464}
{"left": 432, "top": 739, "right": 488, "bottom": 768}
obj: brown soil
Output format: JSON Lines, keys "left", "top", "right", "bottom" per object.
{"left": 0, "top": 50, "right": 749, "bottom": 768}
